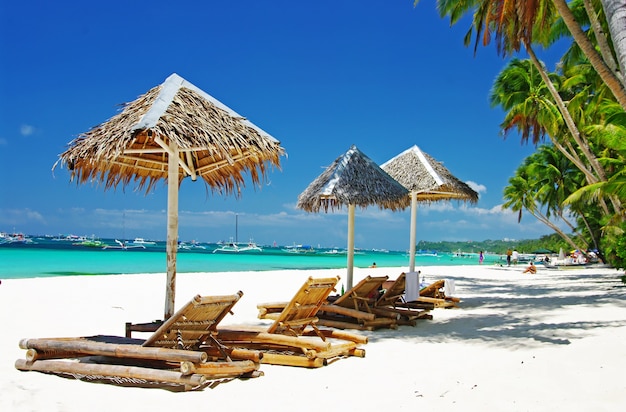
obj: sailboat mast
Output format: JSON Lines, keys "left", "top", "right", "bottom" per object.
{"left": 235, "top": 214, "right": 238, "bottom": 244}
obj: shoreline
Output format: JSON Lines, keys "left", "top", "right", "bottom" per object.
{"left": 2, "top": 265, "right": 625, "bottom": 411}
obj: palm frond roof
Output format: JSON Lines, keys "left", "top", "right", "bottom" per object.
{"left": 297, "top": 145, "right": 409, "bottom": 212}
{"left": 381, "top": 145, "right": 478, "bottom": 203}
{"left": 54, "top": 73, "right": 285, "bottom": 195}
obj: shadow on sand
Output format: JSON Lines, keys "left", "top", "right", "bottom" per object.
{"left": 364, "top": 269, "right": 626, "bottom": 349}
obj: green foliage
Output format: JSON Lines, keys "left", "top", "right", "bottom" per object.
{"left": 417, "top": 233, "right": 572, "bottom": 255}
{"left": 599, "top": 221, "right": 626, "bottom": 270}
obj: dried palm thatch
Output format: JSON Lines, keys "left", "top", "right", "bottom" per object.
{"left": 296, "top": 145, "right": 409, "bottom": 212}
{"left": 52, "top": 73, "right": 285, "bottom": 320}
{"left": 381, "top": 145, "right": 478, "bottom": 203}
{"left": 297, "top": 145, "right": 408, "bottom": 289}
{"left": 381, "top": 145, "right": 478, "bottom": 272}
{"left": 54, "top": 73, "right": 284, "bottom": 194}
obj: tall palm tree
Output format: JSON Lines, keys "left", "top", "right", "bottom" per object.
{"left": 529, "top": 145, "right": 591, "bottom": 249}
{"left": 551, "top": 0, "right": 626, "bottom": 107}
{"left": 426, "top": 0, "right": 620, "bottom": 215}
{"left": 599, "top": 0, "right": 626, "bottom": 85}
{"left": 490, "top": 59, "right": 601, "bottom": 185}
{"left": 502, "top": 157, "right": 584, "bottom": 250}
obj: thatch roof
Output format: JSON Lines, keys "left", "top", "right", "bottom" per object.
{"left": 297, "top": 145, "right": 409, "bottom": 213}
{"left": 380, "top": 145, "right": 478, "bottom": 203}
{"left": 53, "top": 73, "right": 285, "bottom": 195}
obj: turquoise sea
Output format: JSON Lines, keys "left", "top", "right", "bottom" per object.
{"left": 0, "top": 237, "right": 504, "bottom": 280}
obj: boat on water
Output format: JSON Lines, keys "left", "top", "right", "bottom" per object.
{"left": 131, "top": 237, "right": 157, "bottom": 246}
{"left": 0, "top": 232, "right": 34, "bottom": 245}
{"left": 179, "top": 240, "right": 206, "bottom": 250}
{"left": 282, "top": 244, "right": 316, "bottom": 254}
{"left": 52, "top": 234, "right": 87, "bottom": 242}
{"left": 213, "top": 239, "right": 262, "bottom": 253}
{"left": 72, "top": 236, "right": 105, "bottom": 248}
{"left": 321, "top": 248, "right": 346, "bottom": 255}
{"left": 103, "top": 240, "right": 146, "bottom": 250}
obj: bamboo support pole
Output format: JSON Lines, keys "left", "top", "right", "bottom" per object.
{"left": 201, "top": 347, "right": 263, "bottom": 363}
{"left": 217, "top": 330, "right": 331, "bottom": 352}
{"left": 15, "top": 359, "right": 206, "bottom": 389}
{"left": 319, "top": 304, "right": 376, "bottom": 321}
{"left": 259, "top": 353, "right": 326, "bottom": 368}
{"left": 300, "top": 328, "right": 368, "bottom": 344}
{"left": 20, "top": 338, "right": 208, "bottom": 364}
{"left": 164, "top": 141, "right": 179, "bottom": 320}
{"left": 179, "top": 360, "right": 258, "bottom": 378}
{"left": 313, "top": 342, "right": 360, "bottom": 360}
{"left": 316, "top": 318, "right": 373, "bottom": 331}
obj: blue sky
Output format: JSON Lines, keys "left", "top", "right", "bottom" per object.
{"left": 0, "top": 1, "right": 567, "bottom": 251}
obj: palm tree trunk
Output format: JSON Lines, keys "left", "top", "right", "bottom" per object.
{"left": 525, "top": 43, "right": 622, "bottom": 216}
{"left": 526, "top": 44, "right": 608, "bottom": 181}
{"left": 583, "top": 0, "right": 623, "bottom": 83}
{"left": 530, "top": 208, "right": 589, "bottom": 251}
{"left": 600, "top": 0, "right": 626, "bottom": 87}
{"left": 552, "top": 0, "right": 626, "bottom": 109}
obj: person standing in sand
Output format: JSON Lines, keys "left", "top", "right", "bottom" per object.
{"left": 506, "top": 248, "right": 512, "bottom": 266}
{"left": 479, "top": 251, "right": 484, "bottom": 264}
{"left": 512, "top": 249, "right": 519, "bottom": 265}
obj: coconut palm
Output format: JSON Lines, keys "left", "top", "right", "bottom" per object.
{"left": 428, "top": 0, "right": 620, "bottom": 214}
{"left": 549, "top": 0, "right": 626, "bottom": 107}
{"left": 528, "top": 145, "right": 591, "bottom": 249}
{"left": 490, "top": 59, "right": 600, "bottom": 183}
{"left": 600, "top": 0, "right": 626, "bottom": 84}
{"left": 503, "top": 155, "right": 585, "bottom": 251}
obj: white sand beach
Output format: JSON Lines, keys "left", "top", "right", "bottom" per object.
{"left": 2, "top": 264, "right": 625, "bottom": 411}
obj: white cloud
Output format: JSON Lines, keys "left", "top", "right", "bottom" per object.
{"left": 20, "top": 124, "right": 35, "bottom": 136}
{"left": 466, "top": 180, "right": 487, "bottom": 194}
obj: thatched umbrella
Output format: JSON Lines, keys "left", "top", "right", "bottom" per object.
{"left": 297, "top": 145, "right": 409, "bottom": 289}
{"left": 381, "top": 145, "right": 478, "bottom": 272}
{"left": 54, "top": 73, "right": 285, "bottom": 319}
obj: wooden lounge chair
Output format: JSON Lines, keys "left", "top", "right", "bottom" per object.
{"left": 315, "top": 275, "right": 401, "bottom": 330}
{"left": 217, "top": 276, "right": 367, "bottom": 368}
{"left": 16, "top": 293, "right": 261, "bottom": 391}
{"left": 376, "top": 273, "right": 459, "bottom": 318}
{"left": 373, "top": 273, "right": 435, "bottom": 322}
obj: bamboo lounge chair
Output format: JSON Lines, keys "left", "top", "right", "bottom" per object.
{"left": 376, "top": 273, "right": 459, "bottom": 317}
{"left": 217, "top": 276, "right": 367, "bottom": 368}
{"left": 15, "top": 293, "right": 261, "bottom": 391}
{"left": 373, "top": 273, "right": 435, "bottom": 322}
{"left": 315, "top": 275, "right": 402, "bottom": 330}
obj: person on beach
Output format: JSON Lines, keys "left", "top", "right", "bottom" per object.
{"left": 370, "top": 262, "right": 377, "bottom": 268}
{"left": 512, "top": 249, "right": 519, "bottom": 265}
{"left": 479, "top": 251, "right": 484, "bottom": 264}
{"left": 506, "top": 248, "right": 512, "bottom": 266}
{"left": 523, "top": 261, "right": 537, "bottom": 274}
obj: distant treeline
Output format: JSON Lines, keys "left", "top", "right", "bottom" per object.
{"left": 418, "top": 233, "right": 577, "bottom": 255}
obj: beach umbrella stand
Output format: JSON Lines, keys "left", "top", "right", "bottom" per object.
{"left": 297, "top": 145, "right": 409, "bottom": 289}
{"left": 381, "top": 145, "right": 478, "bottom": 273}
{"left": 54, "top": 73, "right": 285, "bottom": 319}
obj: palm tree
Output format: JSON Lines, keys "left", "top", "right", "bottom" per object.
{"left": 490, "top": 59, "right": 603, "bottom": 186}
{"left": 529, "top": 145, "right": 591, "bottom": 249}
{"left": 502, "top": 156, "right": 584, "bottom": 250}
{"left": 425, "top": 0, "right": 620, "bottom": 215}
{"left": 599, "top": 0, "right": 626, "bottom": 85}
{"left": 551, "top": 0, "right": 626, "bottom": 107}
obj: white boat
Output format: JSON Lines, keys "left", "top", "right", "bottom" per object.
{"left": 103, "top": 240, "right": 146, "bottom": 250}
{"left": 179, "top": 240, "right": 206, "bottom": 250}
{"left": 322, "top": 248, "right": 345, "bottom": 255}
{"left": 283, "top": 244, "right": 316, "bottom": 254}
{"left": 213, "top": 239, "right": 262, "bottom": 253}
{"left": 131, "top": 237, "right": 156, "bottom": 245}
{"left": 0, "top": 232, "right": 34, "bottom": 245}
